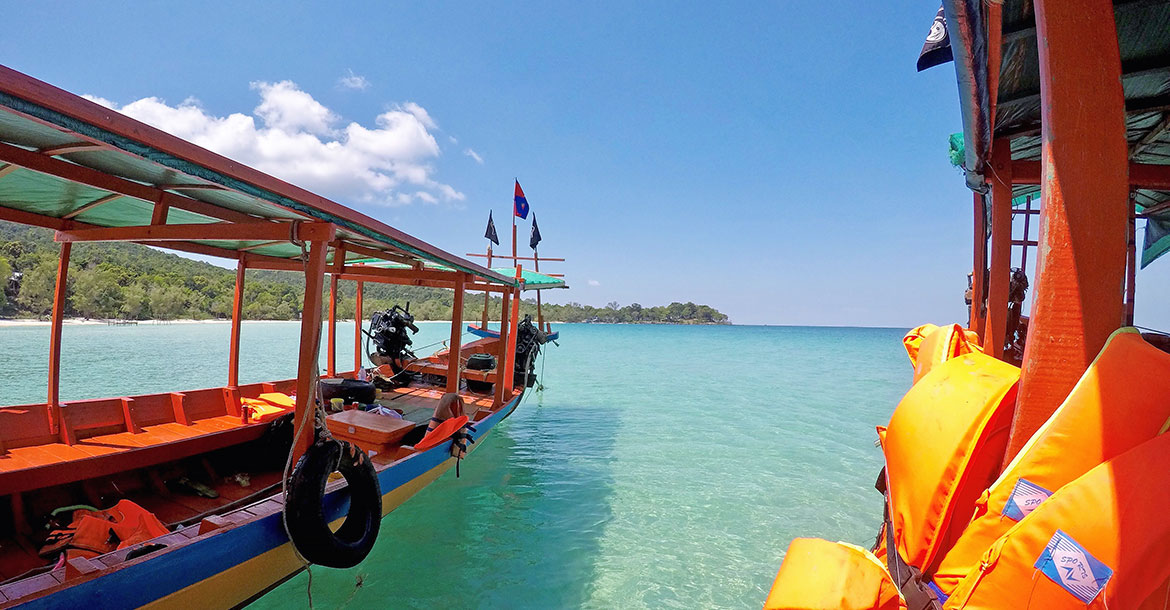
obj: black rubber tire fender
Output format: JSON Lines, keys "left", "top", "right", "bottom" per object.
{"left": 284, "top": 439, "right": 382, "bottom": 568}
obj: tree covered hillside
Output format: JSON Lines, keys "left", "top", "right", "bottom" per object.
{"left": 0, "top": 222, "right": 729, "bottom": 324}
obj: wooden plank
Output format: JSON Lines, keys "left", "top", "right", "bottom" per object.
{"left": 170, "top": 393, "right": 190, "bottom": 426}
{"left": 985, "top": 140, "right": 1013, "bottom": 360}
{"left": 56, "top": 221, "right": 334, "bottom": 244}
{"left": 62, "top": 193, "right": 121, "bottom": 219}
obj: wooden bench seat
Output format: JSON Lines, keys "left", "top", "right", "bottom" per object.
{"left": 0, "top": 415, "right": 280, "bottom": 495}
{"left": 404, "top": 360, "right": 499, "bottom": 383}
{"left": 0, "top": 381, "right": 297, "bottom": 496}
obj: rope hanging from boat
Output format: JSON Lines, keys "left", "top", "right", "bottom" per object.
{"left": 281, "top": 222, "right": 323, "bottom": 607}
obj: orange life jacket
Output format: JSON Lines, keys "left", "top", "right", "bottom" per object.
{"left": 944, "top": 431, "right": 1170, "bottom": 608}
{"left": 44, "top": 499, "right": 169, "bottom": 559}
{"left": 415, "top": 415, "right": 469, "bottom": 451}
{"left": 765, "top": 538, "right": 903, "bottom": 610}
{"left": 930, "top": 328, "right": 1170, "bottom": 594}
{"left": 903, "top": 324, "right": 983, "bottom": 384}
{"left": 881, "top": 352, "right": 1019, "bottom": 574}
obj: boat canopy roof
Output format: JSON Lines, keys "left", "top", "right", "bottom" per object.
{"left": 491, "top": 267, "right": 567, "bottom": 290}
{"left": 347, "top": 257, "right": 567, "bottom": 290}
{"left": 0, "top": 65, "right": 516, "bottom": 287}
{"left": 937, "top": 1, "right": 1170, "bottom": 263}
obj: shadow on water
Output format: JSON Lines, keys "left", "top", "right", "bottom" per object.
{"left": 251, "top": 385, "right": 622, "bottom": 609}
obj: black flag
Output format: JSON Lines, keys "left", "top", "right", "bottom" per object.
{"left": 484, "top": 210, "right": 499, "bottom": 245}
{"left": 917, "top": 6, "right": 953, "bottom": 72}
{"left": 529, "top": 214, "right": 542, "bottom": 250}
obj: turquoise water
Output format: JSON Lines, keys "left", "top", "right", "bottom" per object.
{"left": 0, "top": 323, "right": 911, "bottom": 608}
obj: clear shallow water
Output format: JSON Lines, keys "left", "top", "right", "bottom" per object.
{"left": 0, "top": 323, "right": 911, "bottom": 608}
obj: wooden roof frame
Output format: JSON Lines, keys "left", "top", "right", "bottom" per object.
{"left": 0, "top": 64, "right": 516, "bottom": 287}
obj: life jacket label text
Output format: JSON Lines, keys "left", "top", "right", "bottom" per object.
{"left": 1002, "top": 477, "right": 1052, "bottom": 521}
{"left": 1034, "top": 529, "right": 1113, "bottom": 604}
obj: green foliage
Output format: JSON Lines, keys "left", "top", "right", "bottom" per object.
{"left": 71, "top": 267, "right": 124, "bottom": 318}
{"left": 0, "top": 221, "right": 729, "bottom": 324}
{"left": 18, "top": 258, "right": 59, "bottom": 316}
{"left": 0, "top": 255, "right": 10, "bottom": 308}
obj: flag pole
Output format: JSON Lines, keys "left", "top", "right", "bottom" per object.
{"left": 481, "top": 241, "right": 492, "bottom": 329}
{"left": 534, "top": 245, "right": 544, "bottom": 331}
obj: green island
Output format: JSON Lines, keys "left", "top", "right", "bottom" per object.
{"left": 0, "top": 221, "right": 729, "bottom": 325}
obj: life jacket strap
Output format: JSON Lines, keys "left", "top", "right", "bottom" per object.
{"left": 883, "top": 495, "right": 944, "bottom": 610}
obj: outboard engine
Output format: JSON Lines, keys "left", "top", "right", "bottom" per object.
{"left": 368, "top": 304, "right": 418, "bottom": 383}
{"left": 513, "top": 315, "right": 547, "bottom": 388}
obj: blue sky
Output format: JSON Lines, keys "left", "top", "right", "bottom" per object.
{"left": 4, "top": 2, "right": 1168, "bottom": 327}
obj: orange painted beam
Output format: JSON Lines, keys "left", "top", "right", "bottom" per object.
{"left": 354, "top": 280, "right": 364, "bottom": 373}
{"left": 1008, "top": 0, "right": 1129, "bottom": 462}
{"left": 504, "top": 266, "right": 522, "bottom": 393}
{"left": 47, "top": 242, "right": 71, "bottom": 437}
{"left": 467, "top": 253, "right": 565, "bottom": 262}
{"left": 970, "top": 192, "right": 987, "bottom": 339}
{"left": 294, "top": 241, "right": 329, "bottom": 462}
{"left": 985, "top": 140, "right": 1013, "bottom": 360}
{"left": 327, "top": 273, "right": 338, "bottom": 377}
{"left": 150, "top": 200, "right": 169, "bottom": 226}
{"left": 1012, "top": 160, "right": 1170, "bottom": 190}
{"left": 0, "top": 204, "right": 75, "bottom": 230}
{"left": 338, "top": 241, "right": 416, "bottom": 267}
{"left": 495, "top": 289, "right": 511, "bottom": 407}
{"left": 238, "top": 253, "right": 306, "bottom": 272}
{"left": 986, "top": 0, "right": 1004, "bottom": 132}
{"left": 446, "top": 273, "right": 466, "bottom": 394}
{"left": 338, "top": 264, "right": 509, "bottom": 287}
{"left": 56, "top": 221, "right": 334, "bottom": 243}
{"left": 333, "top": 273, "right": 507, "bottom": 293}
{"left": 228, "top": 256, "right": 246, "bottom": 387}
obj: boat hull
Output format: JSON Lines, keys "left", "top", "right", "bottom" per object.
{"left": 9, "top": 394, "right": 523, "bottom": 610}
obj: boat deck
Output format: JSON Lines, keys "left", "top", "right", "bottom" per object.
{"left": 0, "top": 376, "right": 513, "bottom": 596}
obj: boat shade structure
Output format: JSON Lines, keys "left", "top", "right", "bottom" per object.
{"left": 0, "top": 65, "right": 515, "bottom": 286}
{"left": 0, "top": 65, "right": 546, "bottom": 608}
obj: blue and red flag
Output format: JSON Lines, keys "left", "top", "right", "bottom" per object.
{"left": 513, "top": 180, "right": 530, "bottom": 219}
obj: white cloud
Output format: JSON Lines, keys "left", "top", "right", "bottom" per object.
{"left": 588, "top": 279, "right": 601, "bottom": 287}
{"left": 252, "top": 81, "right": 336, "bottom": 135}
{"left": 463, "top": 148, "right": 484, "bottom": 164}
{"left": 337, "top": 70, "right": 370, "bottom": 91}
{"left": 81, "top": 94, "right": 115, "bottom": 108}
{"left": 399, "top": 102, "right": 437, "bottom": 129}
{"left": 91, "top": 81, "right": 464, "bottom": 206}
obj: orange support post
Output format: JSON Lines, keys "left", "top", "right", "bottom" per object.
{"left": 494, "top": 288, "right": 511, "bottom": 407}
{"left": 503, "top": 266, "right": 522, "bottom": 393}
{"left": 970, "top": 192, "right": 987, "bottom": 339}
{"left": 47, "top": 241, "right": 71, "bottom": 437}
{"left": 354, "top": 279, "right": 364, "bottom": 373}
{"left": 327, "top": 273, "right": 338, "bottom": 378}
{"left": 1008, "top": 0, "right": 1129, "bottom": 461}
{"left": 985, "top": 140, "right": 1013, "bottom": 360}
{"left": 228, "top": 256, "right": 245, "bottom": 387}
{"left": 446, "top": 273, "right": 466, "bottom": 393}
{"left": 533, "top": 249, "right": 545, "bottom": 330}
{"left": 293, "top": 240, "right": 330, "bottom": 462}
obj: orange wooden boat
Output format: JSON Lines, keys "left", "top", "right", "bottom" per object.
{"left": 0, "top": 65, "right": 565, "bottom": 607}
{"left": 764, "top": 2, "right": 1170, "bottom": 609}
